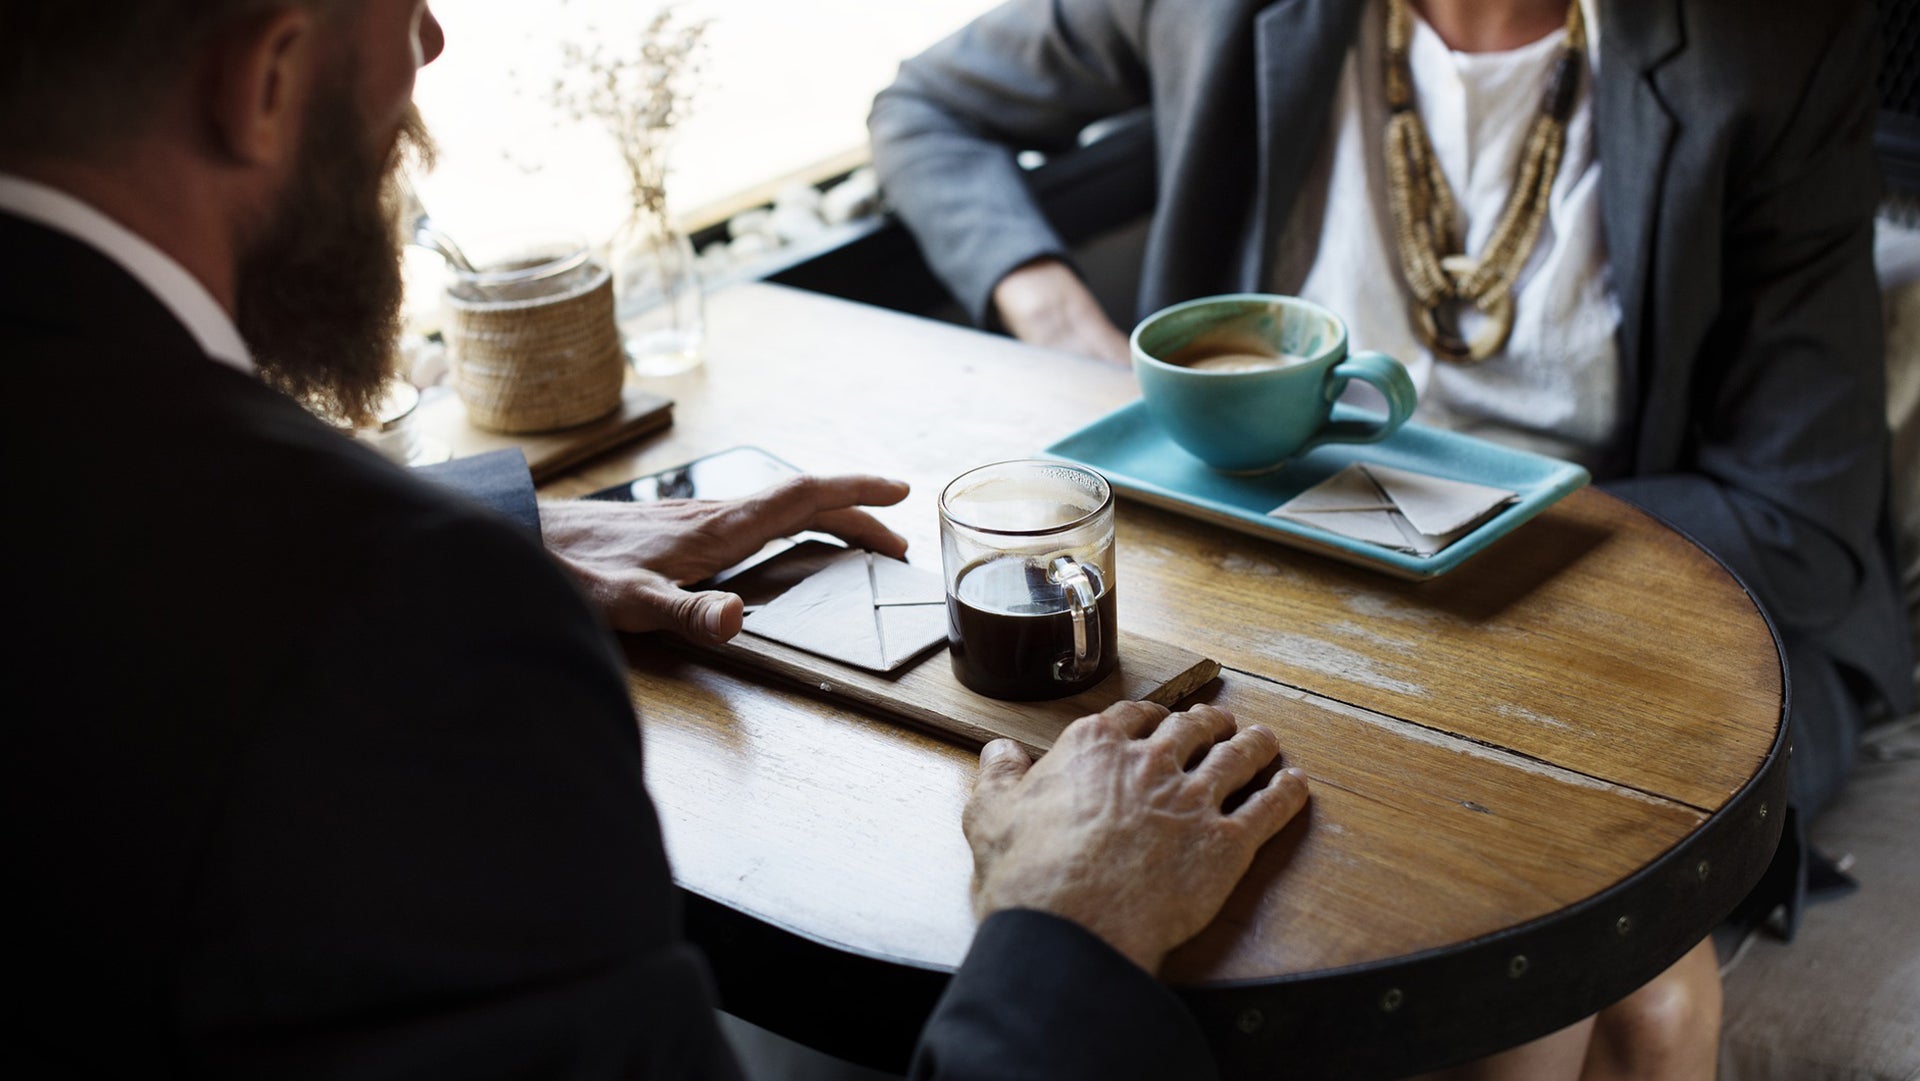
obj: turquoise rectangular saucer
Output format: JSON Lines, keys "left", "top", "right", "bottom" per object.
{"left": 1043, "top": 401, "right": 1590, "bottom": 580}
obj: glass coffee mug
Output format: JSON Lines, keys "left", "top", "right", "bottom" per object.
{"left": 939, "top": 460, "right": 1118, "bottom": 701}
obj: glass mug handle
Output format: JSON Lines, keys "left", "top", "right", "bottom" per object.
{"left": 1048, "top": 555, "right": 1102, "bottom": 682}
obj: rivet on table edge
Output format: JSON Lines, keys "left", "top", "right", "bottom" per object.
{"left": 1508, "top": 954, "right": 1529, "bottom": 978}
{"left": 1696, "top": 859, "right": 1711, "bottom": 882}
{"left": 1381, "top": 988, "right": 1404, "bottom": 1012}
{"left": 1758, "top": 802, "right": 1769, "bottom": 820}
{"left": 1615, "top": 915, "right": 1632, "bottom": 936}
{"left": 1237, "top": 1008, "right": 1264, "bottom": 1034}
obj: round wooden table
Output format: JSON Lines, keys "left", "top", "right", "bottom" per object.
{"left": 546, "top": 284, "right": 1787, "bottom": 1079}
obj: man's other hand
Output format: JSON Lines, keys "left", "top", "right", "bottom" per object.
{"left": 963, "top": 701, "right": 1310, "bottom": 975}
{"left": 540, "top": 474, "right": 910, "bottom": 640}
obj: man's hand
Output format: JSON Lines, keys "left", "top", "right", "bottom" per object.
{"left": 991, "top": 258, "right": 1133, "bottom": 365}
{"left": 539, "top": 474, "right": 910, "bottom": 641}
{"left": 964, "top": 701, "right": 1310, "bottom": 975}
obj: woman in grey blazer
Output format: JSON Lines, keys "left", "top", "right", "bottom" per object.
{"left": 871, "top": 0, "right": 1914, "bottom": 1076}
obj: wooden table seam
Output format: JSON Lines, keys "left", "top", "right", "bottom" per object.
{"left": 1221, "top": 662, "right": 1718, "bottom": 816}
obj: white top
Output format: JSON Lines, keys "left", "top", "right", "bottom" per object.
{"left": 1270, "top": 0, "right": 1621, "bottom": 469}
{"left": 0, "top": 173, "right": 253, "bottom": 374}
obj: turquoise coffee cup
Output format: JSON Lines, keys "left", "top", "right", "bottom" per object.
{"left": 1131, "top": 294, "right": 1417, "bottom": 474}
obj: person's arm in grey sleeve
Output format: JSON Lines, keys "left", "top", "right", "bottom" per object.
{"left": 869, "top": 0, "right": 1154, "bottom": 326}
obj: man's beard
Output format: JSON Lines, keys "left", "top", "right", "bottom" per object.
{"left": 236, "top": 73, "right": 431, "bottom": 428}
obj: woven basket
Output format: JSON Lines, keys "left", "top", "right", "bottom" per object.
{"left": 445, "top": 260, "right": 624, "bottom": 434}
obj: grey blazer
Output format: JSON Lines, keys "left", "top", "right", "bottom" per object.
{"left": 871, "top": 0, "right": 1914, "bottom": 816}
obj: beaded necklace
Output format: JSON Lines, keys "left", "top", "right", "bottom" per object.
{"left": 1383, "top": 0, "right": 1586, "bottom": 362}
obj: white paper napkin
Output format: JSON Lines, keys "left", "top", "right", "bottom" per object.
{"left": 1270, "top": 463, "right": 1517, "bottom": 556}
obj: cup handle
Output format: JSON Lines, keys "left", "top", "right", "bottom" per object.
{"left": 1048, "top": 555, "right": 1102, "bottom": 682}
{"left": 1308, "top": 351, "right": 1418, "bottom": 450}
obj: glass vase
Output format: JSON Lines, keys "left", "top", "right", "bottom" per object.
{"left": 610, "top": 208, "right": 705, "bottom": 377}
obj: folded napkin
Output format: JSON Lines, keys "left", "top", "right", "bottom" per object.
{"left": 740, "top": 548, "right": 949, "bottom": 672}
{"left": 1270, "top": 463, "right": 1516, "bottom": 556}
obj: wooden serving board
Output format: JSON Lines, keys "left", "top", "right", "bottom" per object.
{"left": 415, "top": 382, "right": 673, "bottom": 484}
{"left": 660, "top": 539, "right": 1220, "bottom": 754}
{"left": 696, "top": 629, "right": 1219, "bottom": 756}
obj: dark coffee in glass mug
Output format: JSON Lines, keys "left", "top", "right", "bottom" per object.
{"left": 939, "top": 461, "right": 1117, "bottom": 701}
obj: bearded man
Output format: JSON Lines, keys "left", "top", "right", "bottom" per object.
{"left": 0, "top": 2, "right": 1312, "bottom": 1077}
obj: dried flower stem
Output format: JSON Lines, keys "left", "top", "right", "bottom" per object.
{"left": 550, "top": 5, "right": 709, "bottom": 222}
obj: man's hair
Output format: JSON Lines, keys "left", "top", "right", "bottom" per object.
{"left": 0, "top": 1, "right": 335, "bottom": 161}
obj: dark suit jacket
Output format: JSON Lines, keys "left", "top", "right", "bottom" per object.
{"left": 0, "top": 211, "right": 1212, "bottom": 1079}
{"left": 870, "top": 0, "right": 1914, "bottom": 817}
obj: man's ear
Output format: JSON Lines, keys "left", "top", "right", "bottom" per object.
{"left": 204, "top": 7, "right": 318, "bottom": 167}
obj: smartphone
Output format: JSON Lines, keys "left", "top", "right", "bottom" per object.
{"left": 585, "top": 446, "right": 801, "bottom": 503}
{"left": 584, "top": 446, "right": 817, "bottom": 587}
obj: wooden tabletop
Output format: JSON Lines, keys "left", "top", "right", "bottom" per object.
{"left": 542, "top": 283, "right": 1788, "bottom": 1078}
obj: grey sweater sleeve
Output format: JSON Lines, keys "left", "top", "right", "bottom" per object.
{"left": 869, "top": 0, "right": 1155, "bottom": 324}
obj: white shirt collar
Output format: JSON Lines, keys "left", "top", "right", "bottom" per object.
{"left": 0, "top": 173, "right": 254, "bottom": 373}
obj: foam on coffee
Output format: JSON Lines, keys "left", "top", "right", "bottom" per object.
{"left": 1163, "top": 333, "right": 1313, "bottom": 373}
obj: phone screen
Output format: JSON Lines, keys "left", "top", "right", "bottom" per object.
{"left": 585, "top": 446, "right": 800, "bottom": 503}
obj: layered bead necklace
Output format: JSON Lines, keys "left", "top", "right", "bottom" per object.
{"left": 1383, "top": 0, "right": 1586, "bottom": 363}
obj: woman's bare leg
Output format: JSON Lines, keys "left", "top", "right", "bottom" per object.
{"left": 1402, "top": 936, "right": 1721, "bottom": 1081}
{"left": 1581, "top": 937, "right": 1723, "bottom": 1081}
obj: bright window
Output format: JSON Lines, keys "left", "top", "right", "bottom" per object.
{"left": 409, "top": 0, "right": 999, "bottom": 247}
